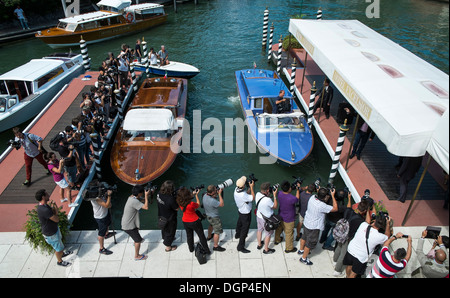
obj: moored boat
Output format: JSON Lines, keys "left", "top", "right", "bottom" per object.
{"left": 132, "top": 60, "right": 200, "bottom": 79}
{"left": 35, "top": 0, "right": 167, "bottom": 48}
{"left": 0, "top": 53, "right": 84, "bottom": 132}
{"left": 235, "top": 68, "right": 313, "bottom": 165}
{"left": 110, "top": 77, "right": 188, "bottom": 185}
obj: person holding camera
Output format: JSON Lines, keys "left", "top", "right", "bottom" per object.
{"left": 234, "top": 176, "right": 255, "bottom": 253}
{"left": 343, "top": 209, "right": 392, "bottom": 278}
{"left": 203, "top": 185, "right": 226, "bottom": 252}
{"left": 176, "top": 187, "right": 211, "bottom": 255}
{"left": 319, "top": 188, "right": 349, "bottom": 250}
{"left": 414, "top": 230, "right": 448, "bottom": 278}
{"left": 12, "top": 127, "right": 50, "bottom": 186}
{"left": 296, "top": 183, "right": 316, "bottom": 241}
{"left": 156, "top": 180, "right": 179, "bottom": 252}
{"left": 298, "top": 187, "right": 338, "bottom": 265}
{"left": 367, "top": 232, "right": 412, "bottom": 278}
{"left": 44, "top": 152, "right": 72, "bottom": 206}
{"left": 274, "top": 180, "right": 301, "bottom": 253}
{"left": 56, "top": 137, "right": 79, "bottom": 191}
{"left": 121, "top": 185, "right": 150, "bottom": 261}
{"left": 255, "top": 182, "right": 278, "bottom": 254}
{"left": 91, "top": 189, "right": 114, "bottom": 255}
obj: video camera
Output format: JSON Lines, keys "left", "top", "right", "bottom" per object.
{"left": 291, "top": 176, "right": 304, "bottom": 190}
{"left": 245, "top": 173, "right": 258, "bottom": 187}
{"left": 7, "top": 139, "right": 21, "bottom": 150}
{"left": 83, "top": 180, "right": 117, "bottom": 201}
{"left": 144, "top": 182, "right": 158, "bottom": 193}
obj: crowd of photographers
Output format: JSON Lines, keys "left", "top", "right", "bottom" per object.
{"left": 78, "top": 174, "right": 448, "bottom": 278}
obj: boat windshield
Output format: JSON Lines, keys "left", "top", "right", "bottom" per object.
{"left": 257, "top": 113, "right": 305, "bottom": 130}
{"left": 123, "top": 130, "right": 171, "bottom": 142}
{"left": 0, "top": 98, "right": 6, "bottom": 113}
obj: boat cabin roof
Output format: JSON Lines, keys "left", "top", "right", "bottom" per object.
{"left": 123, "top": 109, "right": 175, "bottom": 131}
{"left": 97, "top": 0, "right": 131, "bottom": 11}
{"left": 240, "top": 69, "right": 292, "bottom": 99}
{"left": 131, "top": 78, "right": 183, "bottom": 107}
{"left": 58, "top": 11, "right": 118, "bottom": 24}
{"left": 0, "top": 59, "right": 64, "bottom": 82}
{"left": 125, "top": 3, "right": 164, "bottom": 13}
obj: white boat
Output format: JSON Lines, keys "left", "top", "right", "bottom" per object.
{"left": 132, "top": 60, "right": 200, "bottom": 78}
{"left": 0, "top": 53, "right": 84, "bottom": 132}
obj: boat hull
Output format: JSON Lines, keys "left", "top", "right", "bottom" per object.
{"left": 133, "top": 61, "right": 200, "bottom": 78}
{"left": 235, "top": 69, "right": 314, "bottom": 165}
{"left": 36, "top": 15, "right": 167, "bottom": 48}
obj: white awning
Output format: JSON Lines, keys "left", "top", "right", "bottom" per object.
{"left": 289, "top": 19, "right": 449, "bottom": 173}
{"left": 97, "top": 0, "right": 131, "bottom": 11}
{"left": 123, "top": 108, "right": 175, "bottom": 131}
{"left": 0, "top": 59, "right": 64, "bottom": 82}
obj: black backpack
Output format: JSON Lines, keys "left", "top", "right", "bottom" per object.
{"left": 49, "top": 132, "right": 64, "bottom": 151}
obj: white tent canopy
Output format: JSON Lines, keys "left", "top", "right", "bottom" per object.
{"left": 289, "top": 19, "right": 449, "bottom": 174}
{"left": 123, "top": 108, "right": 175, "bottom": 131}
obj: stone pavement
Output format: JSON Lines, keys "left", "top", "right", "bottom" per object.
{"left": 0, "top": 226, "right": 448, "bottom": 278}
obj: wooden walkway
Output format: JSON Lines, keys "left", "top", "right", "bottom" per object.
{"left": 273, "top": 45, "right": 449, "bottom": 227}
{"left": 0, "top": 72, "right": 98, "bottom": 232}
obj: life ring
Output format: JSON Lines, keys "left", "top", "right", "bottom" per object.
{"left": 125, "top": 12, "right": 134, "bottom": 23}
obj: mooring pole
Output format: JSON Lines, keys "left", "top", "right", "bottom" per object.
{"left": 328, "top": 120, "right": 349, "bottom": 184}
{"left": 79, "top": 36, "right": 90, "bottom": 71}
{"left": 307, "top": 81, "right": 317, "bottom": 128}
{"left": 262, "top": 7, "right": 269, "bottom": 49}
{"left": 276, "top": 35, "right": 283, "bottom": 76}
{"left": 267, "top": 22, "right": 274, "bottom": 63}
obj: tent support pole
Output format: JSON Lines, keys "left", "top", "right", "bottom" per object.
{"left": 345, "top": 114, "right": 359, "bottom": 171}
{"left": 401, "top": 155, "right": 431, "bottom": 226}
{"left": 300, "top": 52, "right": 308, "bottom": 95}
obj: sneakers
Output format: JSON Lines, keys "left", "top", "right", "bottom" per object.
{"left": 285, "top": 248, "right": 298, "bottom": 253}
{"left": 238, "top": 248, "right": 251, "bottom": 253}
{"left": 22, "top": 180, "right": 31, "bottom": 186}
{"left": 333, "top": 270, "right": 345, "bottom": 277}
{"left": 263, "top": 248, "right": 275, "bottom": 254}
{"left": 99, "top": 248, "right": 113, "bottom": 255}
{"left": 68, "top": 202, "right": 79, "bottom": 208}
{"left": 213, "top": 246, "right": 226, "bottom": 252}
{"left": 299, "top": 257, "right": 313, "bottom": 265}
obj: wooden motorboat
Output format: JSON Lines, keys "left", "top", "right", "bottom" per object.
{"left": 0, "top": 53, "right": 84, "bottom": 132}
{"left": 35, "top": 0, "right": 167, "bottom": 48}
{"left": 110, "top": 77, "right": 188, "bottom": 185}
{"left": 235, "top": 68, "right": 313, "bottom": 165}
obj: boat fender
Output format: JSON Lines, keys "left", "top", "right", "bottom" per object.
{"left": 126, "top": 12, "right": 134, "bottom": 23}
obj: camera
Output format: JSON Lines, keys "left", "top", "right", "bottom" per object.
{"left": 269, "top": 183, "right": 280, "bottom": 194}
{"left": 144, "top": 182, "right": 158, "bottom": 193}
{"left": 190, "top": 184, "right": 205, "bottom": 192}
{"left": 425, "top": 226, "right": 441, "bottom": 239}
{"left": 291, "top": 176, "right": 304, "bottom": 189}
{"left": 217, "top": 179, "right": 234, "bottom": 190}
{"left": 314, "top": 177, "right": 321, "bottom": 189}
{"left": 7, "top": 139, "right": 21, "bottom": 150}
{"left": 83, "top": 180, "right": 117, "bottom": 201}
{"left": 245, "top": 173, "right": 258, "bottom": 187}
{"left": 372, "top": 210, "right": 389, "bottom": 221}
{"left": 361, "top": 188, "right": 375, "bottom": 209}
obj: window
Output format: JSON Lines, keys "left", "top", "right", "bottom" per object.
{"left": 0, "top": 81, "right": 7, "bottom": 95}
{"left": 37, "top": 67, "right": 64, "bottom": 89}
{"left": 254, "top": 98, "right": 262, "bottom": 109}
{"left": 123, "top": 130, "right": 169, "bottom": 142}
{"left": 0, "top": 98, "right": 6, "bottom": 112}
{"left": 57, "top": 22, "right": 68, "bottom": 29}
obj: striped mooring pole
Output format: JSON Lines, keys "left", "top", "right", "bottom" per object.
{"left": 114, "top": 88, "right": 124, "bottom": 121}
{"left": 290, "top": 58, "right": 297, "bottom": 97}
{"left": 317, "top": 7, "right": 323, "bottom": 20}
{"left": 276, "top": 35, "right": 283, "bottom": 76}
{"left": 141, "top": 38, "right": 150, "bottom": 77}
{"left": 267, "top": 23, "right": 274, "bottom": 63}
{"left": 307, "top": 81, "right": 317, "bottom": 128}
{"left": 92, "top": 135, "right": 102, "bottom": 180}
{"left": 328, "top": 119, "right": 349, "bottom": 184}
{"left": 79, "top": 36, "right": 90, "bottom": 71}
{"left": 262, "top": 7, "right": 269, "bottom": 48}
{"left": 129, "top": 62, "right": 138, "bottom": 92}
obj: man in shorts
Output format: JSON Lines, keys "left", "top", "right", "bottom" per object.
{"left": 35, "top": 189, "right": 72, "bottom": 266}
{"left": 255, "top": 182, "right": 278, "bottom": 254}
{"left": 90, "top": 189, "right": 114, "bottom": 255}
{"left": 121, "top": 185, "right": 150, "bottom": 260}
{"left": 203, "top": 185, "right": 225, "bottom": 252}
{"left": 298, "top": 187, "right": 338, "bottom": 265}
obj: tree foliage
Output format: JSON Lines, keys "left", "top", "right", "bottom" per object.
{"left": 0, "top": 0, "right": 63, "bottom": 22}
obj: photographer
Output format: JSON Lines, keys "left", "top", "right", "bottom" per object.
{"left": 176, "top": 187, "right": 211, "bottom": 255}
{"left": 43, "top": 152, "right": 72, "bottom": 207}
{"left": 299, "top": 187, "right": 338, "bottom": 266}
{"left": 121, "top": 185, "right": 150, "bottom": 261}
{"left": 255, "top": 182, "right": 278, "bottom": 255}
{"left": 414, "top": 230, "right": 448, "bottom": 278}
{"left": 234, "top": 176, "right": 255, "bottom": 253}
{"left": 343, "top": 208, "right": 392, "bottom": 278}
{"left": 156, "top": 180, "right": 179, "bottom": 252}
{"left": 56, "top": 137, "right": 79, "bottom": 190}
{"left": 296, "top": 183, "right": 316, "bottom": 241}
{"left": 203, "top": 185, "right": 225, "bottom": 252}
{"left": 274, "top": 180, "right": 301, "bottom": 253}
{"left": 12, "top": 127, "right": 50, "bottom": 186}
{"left": 91, "top": 189, "right": 114, "bottom": 255}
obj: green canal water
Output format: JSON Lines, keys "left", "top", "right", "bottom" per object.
{"left": 0, "top": 0, "right": 448, "bottom": 230}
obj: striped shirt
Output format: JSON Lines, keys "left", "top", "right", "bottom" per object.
{"left": 303, "top": 195, "right": 333, "bottom": 231}
{"left": 369, "top": 246, "right": 407, "bottom": 278}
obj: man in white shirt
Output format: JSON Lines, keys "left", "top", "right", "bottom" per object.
{"left": 255, "top": 182, "right": 278, "bottom": 254}
{"left": 298, "top": 187, "right": 338, "bottom": 265}
{"left": 91, "top": 189, "right": 114, "bottom": 255}
{"left": 234, "top": 176, "right": 255, "bottom": 253}
{"left": 14, "top": 5, "right": 30, "bottom": 30}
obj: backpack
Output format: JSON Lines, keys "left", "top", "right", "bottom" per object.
{"left": 332, "top": 208, "right": 352, "bottom": 244}
{"left": 49, "top": 132, "right": 64, "bottom": 151}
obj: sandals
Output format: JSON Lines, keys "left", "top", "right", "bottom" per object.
{"left": 165, "top": 245, "right": 178, "bottom": 252}
{"left": 104, "top": 232, "right": 116, "bottom": 239}
{"left": 135, "top": 254, "right": 148, "bottom": 261}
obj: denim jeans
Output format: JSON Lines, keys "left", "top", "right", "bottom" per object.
{"left": 351, "top": 130, "right": 370, "bottom": 157}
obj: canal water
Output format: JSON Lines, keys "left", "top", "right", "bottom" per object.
{"left": 0, "top": 0, "right": 448, "bottom": 230}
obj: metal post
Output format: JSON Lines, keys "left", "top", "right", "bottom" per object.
{"left": 307, "top": 81, "right": 317, "bottom": 128}
{"left": 173, "top": 0, "right": 177, "bottom": 13}
{"left": 300, "top": 52, "right": 308, "bottom": 95}
{"left": 262, "top": 7, "right": 269, "bottom": 48}
{"left": 129, "top": 62, "right": 138, "bottom": 92}
{"left": 290, "top": 58, "right": 297, "bottom": 97}
{"left": 267, "top": 23, "right": 274, "bottom": 63}
{"left": 345, "top": 114, "right": 360, "bottom": 170}
{"left": 317, "top": 80, "right": 326, "bottom": 123}
{"left": 141, "top": 38, "right": 148, "bottom": 66}
{"left": 402, "top": 155, "right": 431, "bottom": 226}
{"left": 92, "top": 136, "right": 102, "bottom": 180}
{"left": 276, "top": 35, "right": 283, "bottom": 76}
{"left": 328, "top": 120, "right": 349, "bottom": 184}
{"left": 79, "top": 36, "right": 90, "bottom": 71}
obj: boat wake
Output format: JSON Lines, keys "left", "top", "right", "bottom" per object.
{"left": 227, "top": 95, "right": 240, "bottom": 104}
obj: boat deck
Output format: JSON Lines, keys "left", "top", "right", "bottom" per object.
{"left": 0, "top": 72, "right": 99, "bottom": 232}
{"left": 272, "top": 45, "right": 448, "bottom": 227}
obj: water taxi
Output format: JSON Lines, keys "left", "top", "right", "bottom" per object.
{"left": 110, "top": 77, "right": 188, "bottom": 185}
{"left": 0, "top": 53, "right": 84, "bottom": 132}
{"left": 35, "top": 0, "right": 167, "bottom": 48}
{"left": 133, "top": 60, "right": 200, "bottom": 79}
{"left": 235, "top": 68, "right": 313, "bottom": 165}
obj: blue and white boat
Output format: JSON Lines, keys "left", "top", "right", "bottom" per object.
{"left": 235, "top": 68, "right": 313, "bottom": 165}
{"left": 132, "top": 60, "right": 200, "bottom": 78}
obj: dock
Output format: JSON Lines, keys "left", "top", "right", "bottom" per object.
{"left": 271, "top": 44, "right": 449, "bottom": 228}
